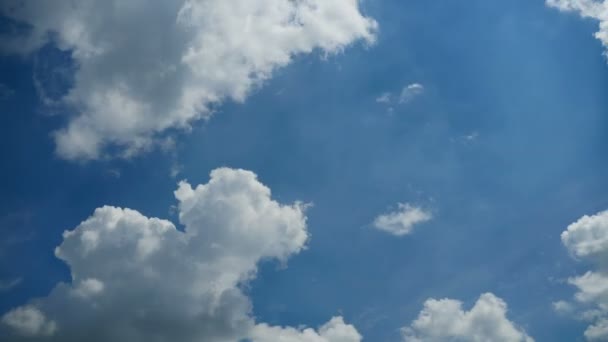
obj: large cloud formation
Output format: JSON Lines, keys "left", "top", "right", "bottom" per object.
{"left": 558, "top": 210, "right": 608, "bottom": 341}
{"left": 401, "top": 293, "right": 534, "bottom": 342}
{"left": 547, "top": 0, "right": 608, "bottom": 56}
{"left": 0, "top": 168, "right": 360, "bottom": 342}
{"left": 0, "top": 0, "right": 377, "bottom": 160}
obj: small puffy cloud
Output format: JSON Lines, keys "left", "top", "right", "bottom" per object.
{"left": 546, "top": 0, "right": 608, "bottom": 55}
{"left": 399, "top": 83, "right": 425, "bottom": 104}
{"left": 0, "top": 168, "right": 356, "bottom": 341}
{"left": 71, "top": 278, "right": 105, "bottom": 299}
{"left": 251, "top": 317, "right": 362, "bottom": 342}
{"left": 376, "top": 92, "right": 392, "bottom": 104}
{"left": 552, "top": 300, "right": 575, "bottom": 315}
{"left": 557, "top": 209, "right": 608, "bottom": 340}
{"left": 0, "top": 0, "right": 377, "bottom": 160}
{"left": 401, "top": 293, "right": 534, "bottom": 342}
{"left": 1, "top": 306, "right": 56, "bottom": 338}
{"left": 373, "top": 203, "right": 432, "bottom": 236}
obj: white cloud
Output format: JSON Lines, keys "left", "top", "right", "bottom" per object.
{"left": 399, "top": 83, "right": 425, "bottom": 104}
{"left": 170, "top": 163, "right": 183, "bottom": 179}
{"left": 0, "top": 0, "right": 377, "bottom": 160}
{"left": 373, "top": 203, "right": 432, "bottom": 236}
{"left": 562, "top": 210, "right": 608, "bottom": 261}
{"left": 0, "top": 168, "right": 357, "bottom": 341}
{"left": 401, "top": 293, "right": 534, "bottom": 342}
{"left": 546, "top": 0, "right": 608, "bottom": 55}
{"left": 552, "top": 300, "right": 575, "bottom": 315}
{"left": 251, "top": 317, "right": 361, "bottom": 342}
{"left": 586, "top": 318, "right": 608, "bottom": 341}
{"left": 557, "top": 209, "right": 608, "bottom": 340}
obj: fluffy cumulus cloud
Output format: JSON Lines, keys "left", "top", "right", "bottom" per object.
{"left": 562, "top": 211, "right": 608, "bottom": 261}
{"left": 0, "top": 0, "right": 377, "bottom": 160}
{"left": 401, "top": 293, "right": 534, "bottom": 342}
{"left": 251, "top": 317, "right": 361, "bottom": 342}
{"left": 557, "top": 210, "right": 608, "bottom": 341}
{"left": 0, "top": 168, "right": 358, "bottom": 342}
{"left": 547, "top": 0, "right": 608, "bottom": 55}
{"left": 373, "top": 203, "right": 432, "bottom": 236}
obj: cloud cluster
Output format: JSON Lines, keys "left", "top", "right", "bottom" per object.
{"left": 373, "top": 203, "right": 432, "bottom": 236}
{"left": 557, "top": 210, "right": 608, "bottom": 341}
{"left": 401, "top": 293, "right": 534, "bottom": 342}
{"left": 0, "top": 0, "right": 377, "bottom": 160}
{"left": 0, "top": 168, "right": 358, "bottom": 342}
{"left": 0, "top": 167, "right": 530, "bottom": 342}
{"left": 547, "top": 0, "right": 608, "bottom": 56}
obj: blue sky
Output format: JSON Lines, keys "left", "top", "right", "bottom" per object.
{"left": 1, "top": 0, "right": 608, "bottom": 341}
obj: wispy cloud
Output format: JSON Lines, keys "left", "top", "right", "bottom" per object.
{"left": 376, "top": 83, "right": 425, "bottom": 108}
{"left": 170, "top": 163, "right": 183, "bottom": 179}
{"left": 398, "top": 83, "right": 425, "bottom": 103}
{"left": 0, "top": 211, "right": 36, "bottom": 257}
{"left": 375, "top": 92, "right": 391, "bottom": 104}
{"left": 0, "top": 278, "right": 22, "bottom": 292}
{"left": 464, "top": 132, "right": 479, "bottom": 141}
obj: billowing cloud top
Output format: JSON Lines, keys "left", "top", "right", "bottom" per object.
{"left": 401, "top": 293, "right": 534, "bottom": 342}
{"left": 0, "top": 0, "right": 377, "bottom": 160}
{"left": 252, "top": 317, "right": 362, "bottom": 342}
{"left": 562, "top": 210, "right": 608, "bottom": 261}
{"left": 0, "top": 168, "right": 360, "bottom": 342}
